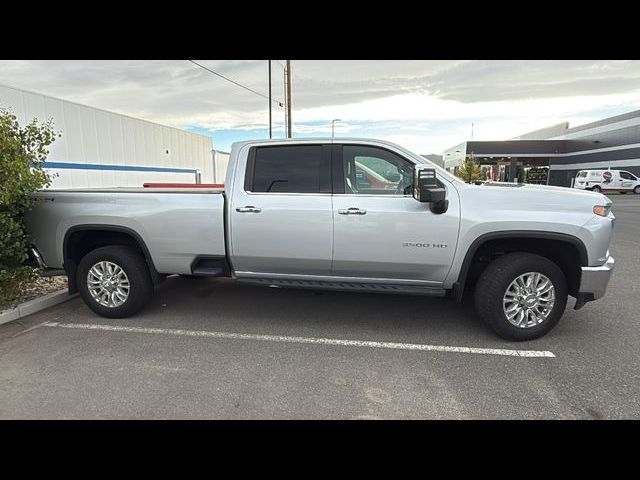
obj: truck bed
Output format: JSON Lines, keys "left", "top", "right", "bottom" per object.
{"left": 43, "top": 187, "right": 225, "bottom": 194}
{"left": 26, "top": 189, "right": 227, "bottom": 275}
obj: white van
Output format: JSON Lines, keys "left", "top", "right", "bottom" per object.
{"left": 574, "top": 169, "right": 640, "bottom": 194}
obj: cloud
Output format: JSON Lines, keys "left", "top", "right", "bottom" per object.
{"left": 423, "top": 60, "right": 640, "bottom": 101}
{"left": 1, "top": 60, "right": 639, "bottom": 153}
{"left": 292, "top": 122, "right": 362, "bottom": 134}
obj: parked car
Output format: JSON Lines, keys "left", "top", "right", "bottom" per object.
{"left": 25, "top": 138, "right": 616, "bottom": 341}
{"left": 574, "top": 169, "right": 640, "bottom": 194}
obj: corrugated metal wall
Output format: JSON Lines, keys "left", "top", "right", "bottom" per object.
{"left": 213, "top": 150, "right": 230, "bottom": 184}
{"left": 0, "top": 84, "right": 215, "bottom": 188}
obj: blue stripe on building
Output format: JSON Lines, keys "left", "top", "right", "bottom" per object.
{"left": 42, "top": 162, "right": 197, "bottom": 174}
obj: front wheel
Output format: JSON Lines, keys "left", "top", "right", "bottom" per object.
{"left": 474, "top": 253, "right": 568, "bottom": 341}
{"left": 77, "top": 245, "right": 153, "bottom": 318}
{"left": 634, "top": 186, "right": 640, "bottom": 194}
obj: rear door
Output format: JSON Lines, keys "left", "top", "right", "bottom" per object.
{"left": 229, "top": 143, "right": 333, "bottom": 276}
{"left": 575, "top": 170, "right": 588, "bottom": 189}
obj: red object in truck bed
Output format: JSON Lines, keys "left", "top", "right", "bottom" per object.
{"left": 143, "top": 183, "right": 224, "bottom": 188}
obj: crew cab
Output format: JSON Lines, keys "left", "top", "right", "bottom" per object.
{"left": 25, "top": 138, "right": 616, "bottom": 340}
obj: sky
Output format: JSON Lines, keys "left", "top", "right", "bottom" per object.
{"left": 1, "top": 60, "right": 640, "bottom": 154}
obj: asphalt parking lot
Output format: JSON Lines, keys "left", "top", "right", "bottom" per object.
{"left": 1, "top": 195, "right": 639, "bottom": 419}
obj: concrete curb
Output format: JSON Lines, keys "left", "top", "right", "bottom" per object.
{"left": 0, "top": 290, "right": 78, "bottom": 326}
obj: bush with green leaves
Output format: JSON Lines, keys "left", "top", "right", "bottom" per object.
{"left": 455, "top": 156, "right": 484, "bottom": 183}
{"left": 0, "top": 109, "right": 57, "bottom": 308}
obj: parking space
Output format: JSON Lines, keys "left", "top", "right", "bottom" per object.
{"left": 1, "top": 195, "right": 639, "bottom": 419}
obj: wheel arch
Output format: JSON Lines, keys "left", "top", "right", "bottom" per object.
{"left": 452, "top": 231, "right": 588, "bottom": 302}
{"left": 63, "top": 224, "right": 162, "bottom": 294}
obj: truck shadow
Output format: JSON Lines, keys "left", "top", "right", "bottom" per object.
{"left": 145, "top": 275, "right": 489, "bottom": 340}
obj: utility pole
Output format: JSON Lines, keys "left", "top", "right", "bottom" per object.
{"left": 286, "top": 60, "right": 292, "bottom": 138}
{"left": 268, "top": 60, "right": 272, "bottom": 139}
{"left": 283, "top": 65, "right": 288, "bottom": 137}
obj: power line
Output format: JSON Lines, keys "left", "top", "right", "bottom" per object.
{"left": 188, "top": 60, "right": 283, "bottom": 106}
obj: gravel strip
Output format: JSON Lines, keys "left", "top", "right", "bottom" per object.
{"left": 1, "top": 275, "right": 68, "bottom": 312}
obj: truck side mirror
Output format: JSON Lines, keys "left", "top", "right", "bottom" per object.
{"left": 413, "top": 166, "right": 448, "bottom": 214}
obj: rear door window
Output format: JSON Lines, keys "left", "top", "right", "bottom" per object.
{"left": 249, "top": 145, "right": 330, "bottom": 193}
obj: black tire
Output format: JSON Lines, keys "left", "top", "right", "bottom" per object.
{"left": 591, "top": 185, "right": 601, "bottom": 193}
{"left": 474, "top": 252, "right": 567, "bottom": 341}
{"left": 634, "top": 186, "right": 640, "bottom": 194}
{"left": 77, "top": 245, "right": 153, "bottom": 318}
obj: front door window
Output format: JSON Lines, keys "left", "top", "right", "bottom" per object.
{"left": 342, "top": 145, "right": 414, "bottom": 195}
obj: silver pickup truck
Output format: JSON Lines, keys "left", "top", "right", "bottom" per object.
{"left": 25, "top": 138, "right": 616, "bottom": 340}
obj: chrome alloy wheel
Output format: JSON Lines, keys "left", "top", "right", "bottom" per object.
{"left": 87, "top": 261, "right": 130, "bottom": 308}
{"left": 502, "top": 272, "right": 555, "bottom": 328}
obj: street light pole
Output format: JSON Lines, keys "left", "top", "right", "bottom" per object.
{"left": 331, "top": 118, "right": 341, "bottom": 138}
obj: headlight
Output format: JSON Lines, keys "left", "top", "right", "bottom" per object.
{"left": 593, "top": 205, "right": 611, "bottom": 217}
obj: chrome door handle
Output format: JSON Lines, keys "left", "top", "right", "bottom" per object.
{"left": 236, "top": 206, "right": 262, "bottom": 213}
{"left": 338, "top": 207, "right": 366, "bottom": 215}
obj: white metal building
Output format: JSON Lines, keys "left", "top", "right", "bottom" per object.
{"left": 0, "top": 83, "right": 226, "bottom": 188}
{"left": 213, "top": 149, "right": 230, "bottom": 184}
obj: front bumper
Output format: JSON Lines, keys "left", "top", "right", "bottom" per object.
{"left": 574, "top": 254, "right": 615, "bottom": 309}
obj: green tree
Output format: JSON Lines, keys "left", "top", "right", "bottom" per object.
{"left": 455, "top": 156, "right": 483, "bottom": 183}
{"left": 0, "top": 110, "right": 58, "bottom": 308}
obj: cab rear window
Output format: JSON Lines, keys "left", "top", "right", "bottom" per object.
{"left": 577, "top": 171, "right": 588, "bottom": 178}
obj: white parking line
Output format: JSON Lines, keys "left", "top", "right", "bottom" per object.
{"left": 43, "top": 322, "right": 555, "bottom": 358}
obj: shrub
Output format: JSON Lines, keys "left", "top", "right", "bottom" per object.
{"left": 0, "top": 109, "right": 57, "bottom": 309}
{"left": 455, "top": 156, "right": 483, "bottom": 183}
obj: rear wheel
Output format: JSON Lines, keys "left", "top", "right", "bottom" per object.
{"left": 474, "top": 252, "right": 568, "bottom": 341}
{"left": 77, "top": 245, "right": 153, "bottom": 318}
{"left": 591, "top": 185, "right": 601, "bottom": 193}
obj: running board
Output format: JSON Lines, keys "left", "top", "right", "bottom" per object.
{"left": 238, "top": 277, "right": 446, "bottom": 296}
{"left": 190, "top": 256, "right": 230, "bottom": 277}
{"left": 192, "top": 267, "right": 225, "bottom": 277}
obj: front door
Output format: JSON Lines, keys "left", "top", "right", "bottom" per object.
{"left": 331, "top": 144, "right": 459, "bottom": 284}
{"left": 619, "top": 171, "right": 637, "bottom": 191}
{"left": 229, "top": 143, "right": 333, "bottom": 276}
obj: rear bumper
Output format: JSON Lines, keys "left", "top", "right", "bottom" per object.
{"left": 25, "top": 245, "right": 66, "bottom": 277}
{"left": 26, "top": 245, "right": 46, "bottom": 269}
{"left": 575, "top": 254, "right": 615, "bottom": 309}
